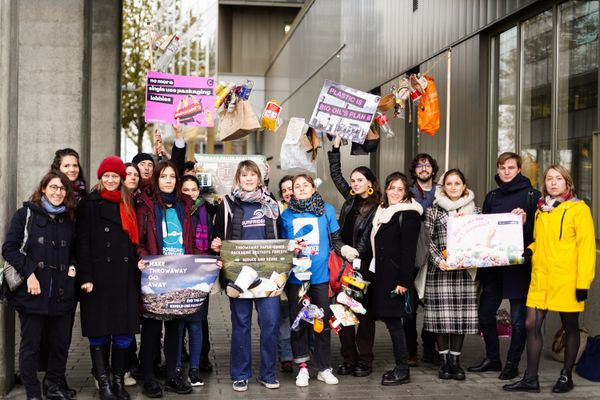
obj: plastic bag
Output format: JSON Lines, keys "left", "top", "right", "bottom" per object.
{"left": 417, "top": 74, "right": 440, "bottom": 136}
{"left": 279, "top": 118, "right": 316, "bottom": 172}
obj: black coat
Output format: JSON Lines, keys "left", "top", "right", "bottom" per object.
{"left": 478, "top": 173, "right": 541, "bottom": 299}
{"left": 76, "top": 191, "right": 140, "bottom": 337}
{"left": 2, "top": 202, "right": 76, "bottom": 316}
{"left": 327, "top": 151, "right": 378, "bottom": 278}
{"left": 371, "top": 209, "right": 421, "bottom": 319}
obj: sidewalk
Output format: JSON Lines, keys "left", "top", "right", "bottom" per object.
{"left": 6, "top": 293, "right": 600, "bottom": 399}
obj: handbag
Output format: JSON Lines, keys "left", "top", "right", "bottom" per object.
{"left": 350, "top": 126, "right": 380, "bottom": 155}
{"left": 551, "top": 326, "right": 589, "bottom": 362}
{"left": 576, "top": 335, "right": 600, "bottom": 382}
{"left": 414, "top": 262, "right": 427, "bottom": 300}
{"left": 218, "top": 100, "right": 260, "bottom": 141}
{"left": 328, "top": 250, "right": 352, "bottom": 294}
{"left": 0, "top": 207, "right": 33, "bottom": 294}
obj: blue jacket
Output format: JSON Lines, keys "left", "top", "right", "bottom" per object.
{"left": 478, "top": 173, "right": 541, "bottom": 299}
{"left": 2, "top": 202, "right": 76, "bottom": 315}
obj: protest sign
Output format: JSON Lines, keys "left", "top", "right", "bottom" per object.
{"left": 446, "top": 213, "right": 524, "bottom": 269}
{"left": 308, "top": 80, "right": 380, "bottom": 144}
{"left": 193, "top": 154, "right": 267, "bottom": 196}
{"left": 220, "top": 239, "right": 294, "bottom": 298}
{"left": 145, "top": 71, "right": 216, "bottom": 126}
{"left": 140, "top": 255, "right": 220, "bottom": 316}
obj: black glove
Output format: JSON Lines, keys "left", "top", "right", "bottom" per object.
{"left": 522, "top": 248, "right": 533, "bottom": 259}
{"left": 576, "top": 289, "right": 588, "bottom": 302}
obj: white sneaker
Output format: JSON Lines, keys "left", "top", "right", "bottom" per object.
{"left": 124, "top": 372, "right": 136, "bottom": 386}
{"left": 296, "top": 367, "right": 310, "bottom": 387}
{"left": 317, "top": 368, "right": 339, "bottom": 385}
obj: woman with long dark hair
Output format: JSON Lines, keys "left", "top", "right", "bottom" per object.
{"left": 136, "top": 160, "right": 194, "bottom": 398}
{"left": 76, "top": 156, "right": 141, "bottom": 400}
{"left": 328, "top": 138, "right": 381, "bottom": 377}
{"left": 370, "top": 172, "right": 423, "bottom": 385}
{"left": 423, "top": 169, "right": 480, "bottom": 382}
{"left": 503, "top": 165, "right": 596, "bottom": 393}
{"left": 51, "top": 148, "right": 87, "bottom": 202}
{"left": 2, "top": 171, "right": 77, "bottom": 400}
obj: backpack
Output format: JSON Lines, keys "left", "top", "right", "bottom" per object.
{"left": 398, "top": 213, "right": 430, "bottom": 269}
{"left": 417, "top": 74, "right": 440, "bottom": 136}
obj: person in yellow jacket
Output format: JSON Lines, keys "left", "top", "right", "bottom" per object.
{"left": 504, "top": 164, "right": 595, "bottom": 394}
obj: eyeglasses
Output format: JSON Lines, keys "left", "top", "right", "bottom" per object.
{"left": 47, "top": 184, "right": 67, "bottom": 193}
{"left": 416, "top": 163, "right": 432, "bottom": 169}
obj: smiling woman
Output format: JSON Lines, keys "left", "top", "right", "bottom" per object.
{"left": 51, "top": 148, "right": 87, "bottom": 202}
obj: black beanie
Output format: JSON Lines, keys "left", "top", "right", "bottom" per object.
{"left": 132, "top": 153, "right": 154, "bottom": 166}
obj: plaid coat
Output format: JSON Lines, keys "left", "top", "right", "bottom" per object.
{"left": 422, "top": 204, "right": 480, "bottom": 334}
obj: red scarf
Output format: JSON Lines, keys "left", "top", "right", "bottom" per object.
{"left": 100, "top": 189, "right": 139, "bottom": 245}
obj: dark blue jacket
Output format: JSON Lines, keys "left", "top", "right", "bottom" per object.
{"left": 478, "top": 173, "right": 541, "bottom": 299}
{"left": 2, "top": 202, "right": 76, "bottom": 315}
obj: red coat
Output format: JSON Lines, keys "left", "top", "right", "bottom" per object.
{"left": 136, "top": 191, "right": 195, "bottom": 257}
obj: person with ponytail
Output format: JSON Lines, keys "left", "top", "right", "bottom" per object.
{"left": 328, "top": 136, "right": 381, "bottom": 377}
{"left": 136, "top": 160, "right": 194, "bottom": 398}
{"left": 280, "top": 174, "right": 349, "bottom": 387}
{"left": 76, "top": 156, "right": 141, "bottom": 400}
{"left": 2, "top": 171, "right": 77, "bottom": 400}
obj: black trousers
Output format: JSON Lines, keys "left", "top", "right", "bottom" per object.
{"left": 384, "top": 318, "right": 409, "bottom": 372}
{"left": 338, "top": 305, "right": 376, "bottom": 366}
{"left": 403, "top": 270, "right": 436, "bottom": 355}
{"left": 18, "top": 312, "right": 72, "bottom": 398}
{"left": 140, "top": 317, "right": 180, "bottom": 381}
{"left": 286, "top": 283, "right": 332, "bottom": 371}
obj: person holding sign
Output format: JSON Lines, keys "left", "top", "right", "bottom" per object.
{"left": 370, "top": 172, "right": 423, "bottom": 385}
{"left": 76, "top": 156, "right": 140, "bottom": 400}
{"left": 281, "top": 174, "right": 349, "bottom": 387}
{"left": 328, "top": 136, "right": 380, "bottom": 378}
{"left": 211, "top": 160, "right": 281, "bottom": 392}
{"left": 423, "top": 169, "right": 480, "bottom": 381}
{"left": 136, "top": 160, "right": 195, "bottom": 397}
{"left": 469, "top": 152, "right": 540, "bottom": 380}
{"left": 503, "top": 165, "right": 596, "bottom": 394}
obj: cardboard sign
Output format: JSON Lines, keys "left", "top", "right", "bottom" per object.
{"left": 140, "top": 255, "right": 220, "bottom": 316}
{"left": 308, "top": 80, "right": 380, "bottom": 144}
{"left": 220, "top": 239, "right": 294, "bottom": 298}
{"left": 446, "top": 213, "right": 524, "bottom": 269}
{"left": 193, "top": 154, "right": 267, "bottom": 196}
{"left": 145, "top": 71, "right": 216, "bottom": 126}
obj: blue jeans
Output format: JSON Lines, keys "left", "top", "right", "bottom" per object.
{"left": 229, "top": 296, "right": 280, "bottom": 382}
{"left": 88, "top": 335, "right": 133, "bottom": 349}
{"left": 177, "top": 321, "right": 203, "bottom": 369}
{"left": 478, "top": 281, "right": 526, "bottom": 364}
{"left": 278, "top": 300, "right": 293, "bottom": 363}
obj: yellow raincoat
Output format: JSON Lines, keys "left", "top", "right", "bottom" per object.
{"left": 527, "top": 199, "right": 596, "bottom": 312}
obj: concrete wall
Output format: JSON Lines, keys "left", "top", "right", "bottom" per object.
{"left": 0, "top": 0, "right": 121, "bottom": 394}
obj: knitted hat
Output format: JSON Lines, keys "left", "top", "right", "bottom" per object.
{"left": 132, "top": 153, "right": 155, "bottom": 166}
{"left": 97, "top": 156, "right": 126, "bottom": 180}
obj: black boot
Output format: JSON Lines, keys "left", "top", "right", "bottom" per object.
{"left": 449, "top": 354, "right": 465, "bottom": 381}
{"left": 89, "top": 345, "right": 117, "bottom": 400}
{"left": 498, "top": 361, "right": 519, "bottom": 380}
{"left": 438, "top": 353, "right": 452, "bottom": 380}
{"left": 502, "top": 372, "right": 540, "bottom": 393}
{"left": 45, "top": 382, "right": 71, "bottom": 400}
{"left": 552, "top": 369, "right": 574, "bottom": 393}
{"left": 381, "top": 365, "right": 410, "bottom": 386}
{"left": 111, "top": 347, "right": 131, "bottom": 400}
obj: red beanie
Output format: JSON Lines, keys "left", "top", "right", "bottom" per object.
{"left": 97, "top": 156, "right": 126, "bottom": 180}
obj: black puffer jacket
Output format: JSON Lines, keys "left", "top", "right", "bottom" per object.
{"left": 328, "top": 150, "right": 378, "bottom": 279}
{"left": 478, "top": 173, "right": 542, "bottom": 299}
{"left": 2, "top": 202, "right": 76, "bottom": 316}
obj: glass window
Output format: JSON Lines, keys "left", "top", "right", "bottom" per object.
{"left": 495, "top": 27, "right": 518, "bottom": 155}
{"left": 520, "top": 10, "right": 553, "bottom": 189}
{"left": 557, "top": 1, "right": 598, "bottom": 206}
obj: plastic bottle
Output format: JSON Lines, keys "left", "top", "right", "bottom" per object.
{"left": 375, "top": 112, "right": 395, "bottom": 138}
{"left": 155, "top": 35, "right": 179, "bottom": 71}
{"left": 239, "top": 79, "right": 254, "bottom": 100}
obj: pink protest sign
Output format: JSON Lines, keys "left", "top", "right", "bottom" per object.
{"left": 145, "top": 71, "right": 216, "bottom": 127}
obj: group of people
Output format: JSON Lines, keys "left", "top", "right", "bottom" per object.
{"left": 1, "top": 130, "right": 596, "bottom": 399}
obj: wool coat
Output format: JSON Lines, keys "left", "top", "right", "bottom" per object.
{"left": 76, "top": 191, "right": 140, "bottom": 337}
{"left": 527, "top": 199, "right": 596, "bottom": 312}
{"left": 371, "top": 207, "right": 422, "bottom": 319}
{"left": 2, "top": 202, "right": 76, "bottom": 316}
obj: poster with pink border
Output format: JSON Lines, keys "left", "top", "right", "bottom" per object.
{"left": 145, "top": 71, "right": 216, "bottom": 127}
